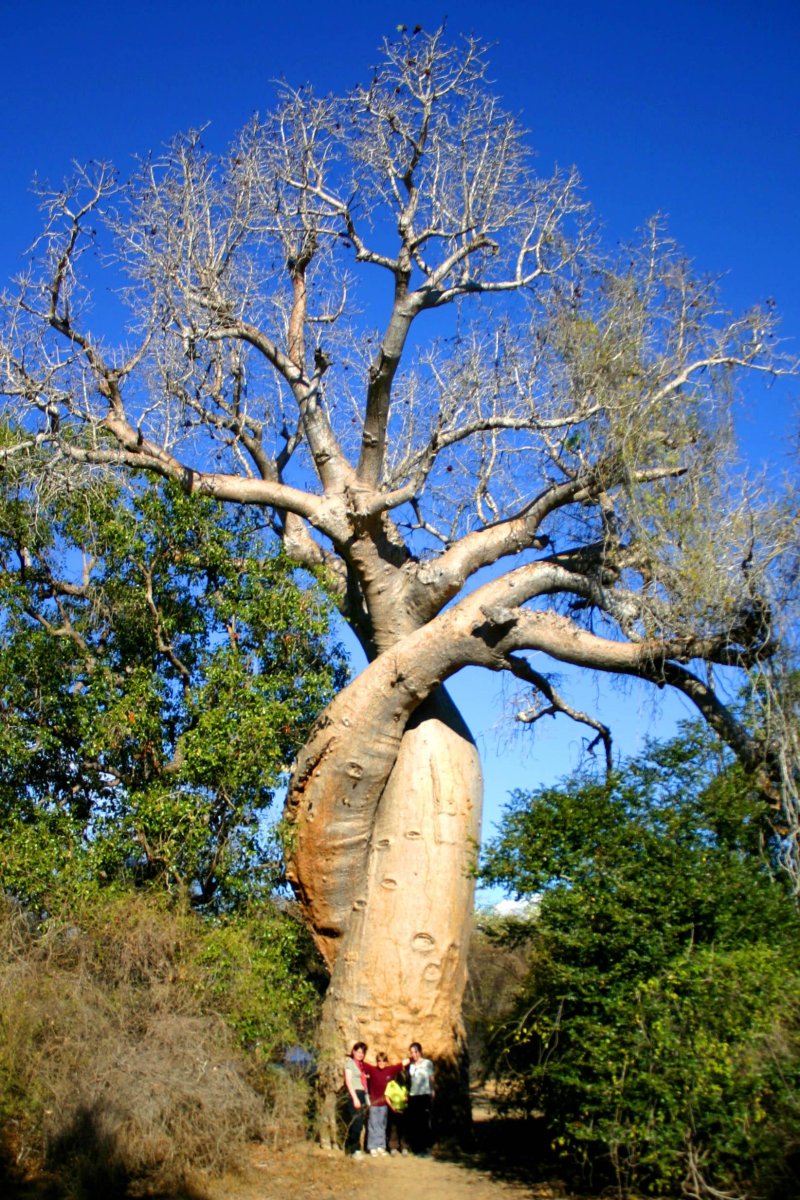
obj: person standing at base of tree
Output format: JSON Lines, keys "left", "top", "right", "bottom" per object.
{"left": 406, "top": 1042, "right": 435, "bottom": 1154}
{"left": 386, "top": 1079, "right": 410, "bottom": 1156}
{"left": 343, "top": 1041, "right": 369, "bottom": 1157}
{"left": 364, "top": 1051, "right": 405, "bottom": 1155}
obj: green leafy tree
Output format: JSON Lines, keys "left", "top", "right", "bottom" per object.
{"left": 0, "top": 467, "right": 348, "bottom": 910}
{"left": 482, "top": 727, "right": 800, "bottom": 1198}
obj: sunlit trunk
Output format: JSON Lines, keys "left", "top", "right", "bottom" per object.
{"left": 288, "top": 688, "right": 482, "bottom": 1148}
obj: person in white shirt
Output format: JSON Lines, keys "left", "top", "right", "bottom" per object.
{"left": 406, "top": 1042, "right": 435, "bottom": 1154}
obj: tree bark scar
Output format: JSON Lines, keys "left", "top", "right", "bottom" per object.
{"left": 412, "top": 932, "right": 436, "bottom": 952}
{"left": 284, "top": 733, "right": 338, "bottom": 813}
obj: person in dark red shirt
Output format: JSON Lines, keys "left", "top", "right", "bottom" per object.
{"left": 364, "top": 1052, "right": 405, "bottom": 1155}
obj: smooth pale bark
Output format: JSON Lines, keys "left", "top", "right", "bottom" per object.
{"left": 290, "top": 689, "right": 482, "bottom": 1147}
{"left": 322, "top": 690, "right": 481, "bottom": 1049}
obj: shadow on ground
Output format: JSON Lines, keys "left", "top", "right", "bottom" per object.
{"left": 434, "top": 1101, "right": 573, "bottom": 1196}
{"left": 2, "top": 1101, "right": 571, "bottom": 1200}
{"left": 0, "top": 1105, "right": 214, "bottom": 1200}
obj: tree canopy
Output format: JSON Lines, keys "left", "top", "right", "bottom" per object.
{"left": 1, "top": 30, "right": 794, "bottom": 750}
{"left": 0, "top": 462, "right": 347, "bottom": 910}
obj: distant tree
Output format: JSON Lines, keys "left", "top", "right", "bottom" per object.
{"left": 0, "top": 463, "right": 347, "bottom": 911}
{"left": 0, "top": 27, "right": 797, "bottom": 1135}
{"left": 482, "top": 727, "right": 800, "bottom": 1198}
{"left": 464, "top": 910, "right": 532, "bottom": 1081}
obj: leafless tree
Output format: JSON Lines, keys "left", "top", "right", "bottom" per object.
{"left": 1, "top": 27, "right": 797, "bottom": 1140}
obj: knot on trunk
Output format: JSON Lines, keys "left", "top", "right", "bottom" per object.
{"left": 472, "top": 603, "right": 519, "bottom": 647}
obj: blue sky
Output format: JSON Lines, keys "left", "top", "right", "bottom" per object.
{"left": 1, "top": 1, "right": 798, "bottom": 877}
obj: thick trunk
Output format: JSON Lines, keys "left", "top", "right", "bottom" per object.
{"left": 291, "top": 688, "right": 482, "bottom": 1148}
{"left": 322, "top": 687, "right": 482, "bottom": 1047}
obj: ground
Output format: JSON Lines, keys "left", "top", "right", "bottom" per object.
{"left": 196, "top": 1101, "right": 579, "bottom": 1200}
{"left": 4, "top": 1103, "right": 589, "bottom": 1199}
{"left": 207, "top": 1139, "right": 570, "bottom": 1200}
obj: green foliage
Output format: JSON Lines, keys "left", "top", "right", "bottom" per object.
{"left": 465, "top": 911, "right": 532, "bottom": 1079}
{"left": 0, "top": 471, "right": 348, "bottom": 911}
{"left": 482, "top": 726, "right": 800, "bottom": 1198}
{"left": 195, "top": 905, "right": 322, "bottom": 1055}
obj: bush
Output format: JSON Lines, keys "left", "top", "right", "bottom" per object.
{"left": 482, "top": 727, "right": 800, "bottom": 1198}
{"left": 465, "top": 910, "right": 534, "bottom": 1081}
{"left": 0, "top": 888, "right": 321, "bottom": 1196}
{"left": 621, "top": 945, "right": 800, "bottom": 1196}
{"left": 523, "top": 942, "right": 800, "bottom": 1197}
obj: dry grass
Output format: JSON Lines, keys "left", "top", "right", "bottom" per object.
{"left": 0, "top": 894, "right": 310, "bottom": 1198}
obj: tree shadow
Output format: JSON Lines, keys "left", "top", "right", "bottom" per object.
{"left": 1, "top": 1104, "right": 215, "bottom": 1200}
{"left": 436, "top": 1107, "right": 568, "bottom": 1193}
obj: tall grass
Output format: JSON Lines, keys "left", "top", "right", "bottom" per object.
{"left": 0, "top": 890, "right": 319, "bottom": 1197}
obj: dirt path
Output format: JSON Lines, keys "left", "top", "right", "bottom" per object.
{"left": 4, "top": 1106, "right": 570, "bottom": 1200}
{"left": 196, "top": 1099, "right": 571, "bottom": 1200}
{"left": 210, "top": 1141, "right": 566, "bottom": 1200}
{"left": 6, "top": 1144, "right": 572, "bottom": 1200}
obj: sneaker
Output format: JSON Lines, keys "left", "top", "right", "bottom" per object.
{"left": 369, "top": 1149, "right": 380, "bottom": 1157}
{"left": 352, "top": 1150, "right": 364, "bottom": 1160}
{"left": 400, "top": 1148, "right": 410, "bottom": 1156}
{"left": 389, "top": 1149, "right": 399, "bottom": 1156}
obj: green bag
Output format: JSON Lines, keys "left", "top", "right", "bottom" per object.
{"left": 385, "top": 1078, "right": 409, "bottom": 1113}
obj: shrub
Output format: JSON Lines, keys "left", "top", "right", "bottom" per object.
{"left": 0, "top": 888, "right": 321, "bottom": 1196}
{"left": 483, "top": 727, "right": 800, "bottom": 1198}
{"left": 465, "top": 911, "right": 534, "bottom": 1081}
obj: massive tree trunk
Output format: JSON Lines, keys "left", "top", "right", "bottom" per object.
{"left": 286, "top": 685, "right": 482, "bottom": 1147}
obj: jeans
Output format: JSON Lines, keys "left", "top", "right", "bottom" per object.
{"left": 366, "top": 1103, "right": 388, "bottom": 1150}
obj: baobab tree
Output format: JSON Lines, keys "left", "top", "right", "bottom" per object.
{"left": 1, "top": 28, "right": 796, "bottom": 1139}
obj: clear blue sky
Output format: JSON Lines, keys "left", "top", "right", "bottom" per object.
{"left": 1, "top": 1, "right": 798, "bottom": 877}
